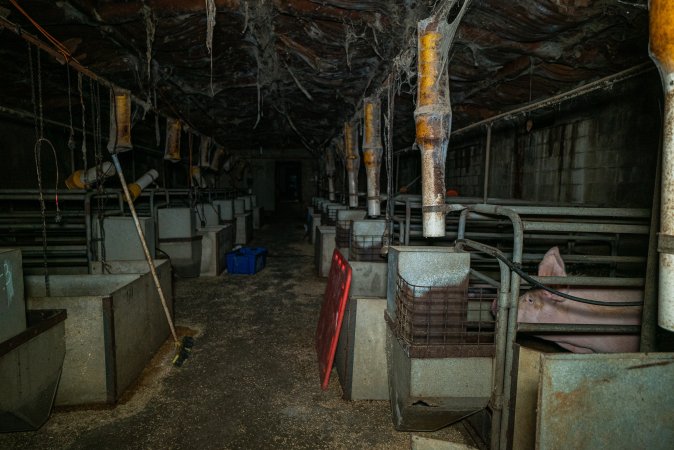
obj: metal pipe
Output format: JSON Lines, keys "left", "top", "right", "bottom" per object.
{"left": 363, "top": 97, "right": 383, "bottom": 217}
{"left": 641, "top": 126, "right": 662, "bottom": 351}
{"left": 482, "top": 124, "right": 492, "bottom": 204}
{"left": 517, "top": 323, "right": 641, "bottom": 334}
{"left": 650, "top": 0, "right": 674, "bottom": 332}
{"left": 416, "top": 17, "right": 451, "bottom": 237}
{"left": 456, "top": 238, "right": 511, "bottom": 449}
{"left": 523, "top": 221, "right": 649, "bottom": 234}
{"left": 464, "top": 205, "right": 523, "bottom": 450}
{"left": 452, "top": 62, "right": 655, "bottom": 137}
{"left": 344, "top": 121, "right": 360, "bottom": 208}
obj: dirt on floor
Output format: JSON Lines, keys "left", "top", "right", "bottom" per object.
{"left": 0, "top": 210, "right": 476, "bottom": 450}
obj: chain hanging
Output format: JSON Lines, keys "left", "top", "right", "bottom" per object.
{"left": 78, "top": 72, "right": 87, "bottom": 170}
{"left": 28, "top": 43, "right": 55, "bottom": 295}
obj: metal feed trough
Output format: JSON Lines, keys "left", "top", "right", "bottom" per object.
{"left": 335, "top": 209, "right": 367, "bottom": 250}
{"left": 350, "top": 219, "right": 387, "bottom": 262}
{"left": 385, "top": 246, "right": 496, "bottom": 431}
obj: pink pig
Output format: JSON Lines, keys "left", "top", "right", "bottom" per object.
{"left": 516, "top": 247, "right": 642, "bottom": 353}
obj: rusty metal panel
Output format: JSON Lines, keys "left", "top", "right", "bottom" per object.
{"left": 537, "top": 353, "right": 674, "bottom": 450}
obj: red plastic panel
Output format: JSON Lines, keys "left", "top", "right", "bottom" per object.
{"left": 315, "top": 248, "right": 352, "bottom": 390}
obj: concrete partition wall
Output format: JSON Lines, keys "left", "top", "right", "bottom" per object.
{"left": 335, "top": 297, "right": 389, "bottom": 400}
{"left": 198, "top": 224, "right": 234, "bottom": 276}
{"left": 316, "top": 226, "right": 337, "bottom": 277}
{"left": 386, "top": 325, "right": 493, "bottom": 431}
{"left": 26, "top": 260, "right": 173, "bottom": 406}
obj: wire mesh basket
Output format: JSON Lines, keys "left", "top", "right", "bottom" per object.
{"left": 326, "top": 207, "right": 342, "bottom": 226}
{"left": 350, "top": 234, "right": 385, "bottom": 261}
{"left": 335, "top": 219, "right": 352, "bottom": 249}
{"left": 390, "top": 276, "right": 496, "bottom": 358}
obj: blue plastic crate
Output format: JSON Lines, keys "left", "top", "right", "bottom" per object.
{"left": 226, "top": 247, "right": 267, "bottom": 274}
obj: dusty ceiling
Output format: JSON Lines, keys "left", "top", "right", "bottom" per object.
{"left": 0, "top": 0, "right": 651, "bottom": 155}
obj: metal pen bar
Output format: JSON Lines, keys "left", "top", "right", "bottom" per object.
{"left": 523, "top": 221, "right": 649, "bottom": 234}
{"left": 517, "top": 323, "right": 641, "bottom": 334}
{"left": 526, "top": 276, "right": 644, "bottom": 287}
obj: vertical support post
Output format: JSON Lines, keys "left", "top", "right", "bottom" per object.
{"left": 482, "top": 124, "right": 492, "bottom": 204}
{"left": 415, "top": 17, "right": 452, "bottom": 237}
{"left": 363, "top": 97, "right": 384, "bottom": 217}
{"left": 344, "top": 121, "right": 360, "bottom": 208}
{"left": 650, "top": 0, "right": 674, "bottom": 332}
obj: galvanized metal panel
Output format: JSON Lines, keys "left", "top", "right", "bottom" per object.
{"left": 349, "top": 261, "right": 387, "bottom": 298}
{"left": 0, "top": 249, "right": 25, "bottom": 342}
{"left": 537, "top": 353, "right": 674, "bottom": 450}
{"left": 0, "top": 310, "right": 66, "bottom": 431}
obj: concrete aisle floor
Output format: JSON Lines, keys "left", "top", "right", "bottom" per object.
{"left": 0, "top": 211, "right": 474, "bottom": 450}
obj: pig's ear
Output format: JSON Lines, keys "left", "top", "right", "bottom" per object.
{"left": 538, "top": 247, "right": 567, "bottom": 277}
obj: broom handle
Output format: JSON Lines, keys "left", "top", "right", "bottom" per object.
{"left": 111, "top": 155, "right": 179, "bottom": 343}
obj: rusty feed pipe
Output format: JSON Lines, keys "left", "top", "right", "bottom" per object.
{"left": 650, "top": 0, "right": 674, "bottom": 332}
{"left": 344, "top": 121, "right": 360, "bottom": 208}
{"left": 325, "top": 146, "right": 337, "bottom": 202}
{"left": 416, "top": 17, "right": 452, "bottom": 237}
{"left": 363, "top": 97, "right": 384, "bottom": 217}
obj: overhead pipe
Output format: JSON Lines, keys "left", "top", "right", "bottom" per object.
{"left": 325, "top": 146, "right": 337, "bottom": 202}
{"left": 344, "top": 121, "right": 360, "bottom": 208}
{"left": 415, "top": 17, "right": 452, "bottom": 237}
{"left": 651, "top": 0, "right": 674, "bottom": 332}
{"left": 363, "top": 97, "right": 383, "bottom": 217}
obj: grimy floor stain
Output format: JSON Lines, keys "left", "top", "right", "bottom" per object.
{"left": 0, "top": 211, "right": 474, "bottom": 450}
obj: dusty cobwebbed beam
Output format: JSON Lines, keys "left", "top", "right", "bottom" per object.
{"left": 343, "top": 121, "right": 360, "bottom": 208}
{"left": 415, "top": 16, "right": 451, "bottom": 237}
{"left": 362, "top": 96, "right": 383, "bottom": 217}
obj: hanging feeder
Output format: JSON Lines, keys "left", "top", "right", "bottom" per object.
{"left": 164, "top": 118, "right": 182, "bottom": 162}
{"left": 344, "top": 121, "right": 360, "bottom": 208}
{"left": 415, "top": 17, "right": 452, "bottom": 237}
{"left": 325, "top": 146, "right": 336, "bottom": 202}
{"left": 209, "top": 145, "right": 227, "bottom": 171}
{"left": 199, "top": 136, "right": 212, "bottom": 168}
{"left": 106, "top": 88, "right": 133, "bottom": 154}
{"left": 363, "top": 97, "right": 383, "bottom": 217}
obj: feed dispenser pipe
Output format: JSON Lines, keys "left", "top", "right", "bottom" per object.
{"left": 344, "top": 121, "right": 360, "bottom": 208}
{"left": 65, "top": 162, "right": 116, "bottom": 189}
{"left": 650, "top": 0, "right": 674, "bottom": 331}
{"left": 363, "top": 97, "right": 383, "bottom": 217}
{"left": 127, "top": 169, "right": 159, "bottom": 202}
{"left": 325, "top": 146, "right": 337, "bottom": 202}
{"left": 164, "top": 118, "right": 182, "bottom": 162}
{"left": 415, "top": 17, "right": 452, "bottom": 237}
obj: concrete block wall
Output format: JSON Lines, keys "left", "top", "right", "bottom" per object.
{"left": 445, "top": 75, "right": 660, "bottom": 207}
